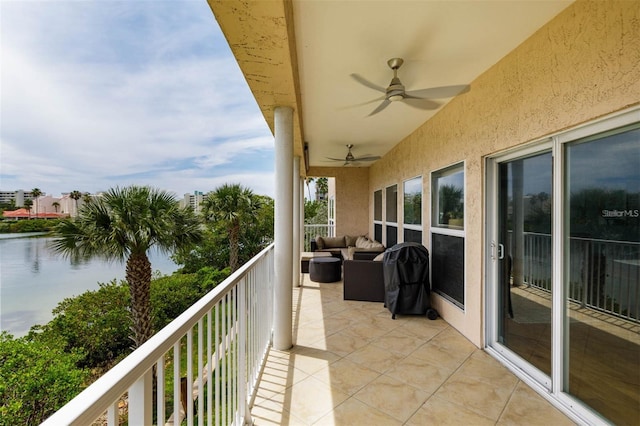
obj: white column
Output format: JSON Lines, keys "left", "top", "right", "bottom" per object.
{"left": 300, "top": 176, "right": 305, "bottom": 259}
{"left": 293, "top": 157, "right": 301, "bottom": 287}
{"left": 274, "top": 106, "right": 293, "bottom": 350}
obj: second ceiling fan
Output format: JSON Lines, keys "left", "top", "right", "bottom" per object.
{"left": 326, "top": 144, "right": 380, "bottom": 166}
{"left": 351, "top": 57, "right": 470, "bottom": 116}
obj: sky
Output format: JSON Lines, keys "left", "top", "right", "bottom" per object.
{"left": 0, "top": 0, "right": 275, "bottom": 199}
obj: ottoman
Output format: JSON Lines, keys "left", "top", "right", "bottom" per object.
{"left": 300, "top": 251, "right": 332, "bottom": 273}
{"left": 309, "top": 257, "right": 341, "bottom": 283}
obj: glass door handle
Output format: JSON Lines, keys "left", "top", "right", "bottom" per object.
{"left": 497, "top": 243, "right": 505, "bottom": 260}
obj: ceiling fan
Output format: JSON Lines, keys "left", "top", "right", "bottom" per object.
{"left": 326, "top": 144, "right": 381, "bottom": 165}
{"left": 351, "top": 57, "right": 470, "bottom": 116}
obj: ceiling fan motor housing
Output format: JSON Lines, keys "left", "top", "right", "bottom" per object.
{"left": 387, "top": 77, "right": 405, "bottom": 101}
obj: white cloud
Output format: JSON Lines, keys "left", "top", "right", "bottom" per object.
{"left": 0, "top": 0, "right": 274, "bottom": 197}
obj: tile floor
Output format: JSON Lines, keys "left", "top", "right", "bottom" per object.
{"left": 250, "top": 276, "right": 575, "bottom": 425}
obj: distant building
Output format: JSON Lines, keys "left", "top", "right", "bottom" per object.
{"left": 0, "top": 189, "right": 34, "bottom": 207}
{"left": 180, "top": 191, "right": 206, "bottom": 213}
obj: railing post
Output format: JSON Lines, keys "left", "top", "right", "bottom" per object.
{"left": 238, "top": 279, "right": 252, "bottom": 425}
{"left": 128, "top": 369, "right": 152, "bottom": 425}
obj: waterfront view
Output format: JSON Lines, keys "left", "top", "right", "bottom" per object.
{"left": 0, "top": 233, "right": 177, "bottom": 337}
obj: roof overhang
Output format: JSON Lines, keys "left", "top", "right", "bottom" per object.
{"left": 208, "top": 0, "right": 573, "bottom": 174}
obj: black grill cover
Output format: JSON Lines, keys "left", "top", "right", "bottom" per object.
{"left": 383, "top": 242, "right": 431, "bottom": 316}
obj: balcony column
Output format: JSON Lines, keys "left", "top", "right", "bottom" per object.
{"left": 293, "top": 156, "right": 301, "bottom": 287}
{"left": 273, "top": 106, "right": 293, "bottom": 350}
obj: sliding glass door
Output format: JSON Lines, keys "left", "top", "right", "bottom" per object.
{"left": 496, "top": 151, "right": 553, "bottom": 378}
{"left": 563, "top": 126, "right": 640, "bottom": 425}
{"left": 487, "top": 110, "right": 640, "bottom": 423}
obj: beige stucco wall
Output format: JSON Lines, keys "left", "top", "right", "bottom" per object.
{"left": 308, "top": 167, "right": 369, "bottom": 237}
{"left": 370, "top": 0, "right": 640, "bottom": 347}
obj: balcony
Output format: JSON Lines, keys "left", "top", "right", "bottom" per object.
{"left": 250, "top": 276, "right": 573, "bottom": 425}
{"left": 44, "top": 245, "right": 576, "bottom": 425}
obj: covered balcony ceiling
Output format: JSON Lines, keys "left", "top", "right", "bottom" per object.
{"left": 210, "top": 0, "right": 573, "bottom": 170}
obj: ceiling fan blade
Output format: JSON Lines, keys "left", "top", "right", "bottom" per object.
{"left": 406, "top": 84, "right": 470, "bottom": 99}
{"left": 368, "top": 99, "right": 391, "bottom": 116}
{"left": 402, "top": 97, "right": 441, "bottom": 110}
{"left": 338, "top": 96, "right": 386, "bottom": 110}
{"left": 350, "top": 74, "right": 386, "bottom": 93}
{"left": 355, "top": 155, "right": 381, "bottom": 161}
{"left": 326, "top": 157, "right": 345, "bottom": 161}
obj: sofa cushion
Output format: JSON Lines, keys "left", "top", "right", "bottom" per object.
{"left": 322, "top": 236, "right": 346, "bottom": 249}
{"left": 355, "top": 236, "right": 369, "bottom": 248}
{"left": 373, "top": 252, "right": 385, "bottom": 261}
{"left": 356, "top": 237, "right": 384, "bottom": 249}
{"left": 345, "top": 235, "right": 359, "bottom": 247}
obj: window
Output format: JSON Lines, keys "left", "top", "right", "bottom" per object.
{"left": 432, "top": 164, "right": 464, "bottom": 229}
{"left": 403, "top": 176, "right": 422, "bottom": 243}
{"left": 385, "top": 185, "right": 397, "bottom": 223}
{"left": 431, "top": 163, "right": 465, "bottom": 308}
{"left": 385, "top": 184, "right": 398, "bottom": 247}
{"left": 373, "top": 189, "right": 382, "bottom": 242}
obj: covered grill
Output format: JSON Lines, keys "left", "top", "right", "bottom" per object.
{"left": 383, "top": 242, "right": 438, "bottom": 320}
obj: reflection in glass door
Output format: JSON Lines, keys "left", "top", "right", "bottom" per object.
{"left": 497, "top": 151, "right": 553, "bottom": 376}
{"left": 564, "top": 126, "right": 640, "bottom": 425}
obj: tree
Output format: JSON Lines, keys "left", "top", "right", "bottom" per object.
{"left": 305, "top": 177, "right": 314, "bottom": 200}
{"left": 51, "top": 185, "right": 203, "bottom": 348}
{"left": 52, "top": 201, "right": 60, "bottom": 213}
{"left": 315, "top": 177, "right": 328, "bottom": 200}
{"left": 31, "top": 188, "right": 42, "bottom": 218}
{"left": 23, "top": 199, "right": 33, "bottom": 218}
{"left": 202, "top": 184, "right": 260, "bottom": 272}
{"left": 69, "top": 190, "right": 82, "bottom": 217}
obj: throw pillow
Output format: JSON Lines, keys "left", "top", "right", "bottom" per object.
{"left": 345, "top": 235, "right": 358, "bottom": 247}
{"left": 315, "top": 236, "right": 325, "bottom": 250}
{"left": 323, "top": 236, "right": 346, "bottom": 248}
{"left": 355, "top": 236, "right": 369, "bottom": 248}
{"left": 373, "top": 253, "right": 385, "bottom": 261}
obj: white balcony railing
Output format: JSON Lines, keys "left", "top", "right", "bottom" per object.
{"left": 43, "top": 243, "right": 275, "bottom": 426}
{"left": 303, "top": 223, "right": 335, "bottom": 251}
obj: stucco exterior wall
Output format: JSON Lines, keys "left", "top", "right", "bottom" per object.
{"left": 308, "top": 167, "right": 369, "bottom": 237}
{"left": 369, "top": 0, "right": 640, "bottom": 346}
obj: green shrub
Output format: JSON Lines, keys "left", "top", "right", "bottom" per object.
{"left": 30, "top": 280, "right": 132, "bottom": 370}
{"left": 0, "top": 332, "right": 88, "bottom": 425}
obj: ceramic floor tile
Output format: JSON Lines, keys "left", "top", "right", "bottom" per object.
{"left": 321, "top": 330, "right": 370, "bottom": 357}
{"left": 384, "top": 355, "right": 452, "bottom": 395}
{"left": 251, "top": 396, "right": 306, "bottom": 426}
{"left": 371, "top": 329, "right": 426, "bottom": 356}
{"left": 497, "top": 382, "right": 577, "bottom": 426}
{"left": 434, "top": 373, "right": 517, "bottom": 421}
{"left": 345, "top": 343, "right": 404, "bottom": 374}
{"left": 340, "top": 322, "right": 389, "bottom": 342}
{"left": 454, "top": 352, "right": 519, "bottom": 389}
{"left": 315, "top": 397, "right": 402, "bottom": 426}
{"left": 311, "top": 357, "right": 380, "bottom": 396}
{"left": 275, "top": 375, "right": 350, "bottom": 425}
{"left": 406, "top": 395, "right": 495, "bottom": 426}
{"left": 288, "top": 345, "right": 342, "bottom": 376}
{"left": 251, "top": 277, "right": 577, "bottom": 425}
{"left": 353, "top": 374, "right": 430, "bottom": 422}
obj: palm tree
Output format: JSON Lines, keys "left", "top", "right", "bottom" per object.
{"left": 305, "top": 177, "right": 314, "bottom": 200}
{"left": 69, "top": 190, "right": 82, "bottom": 217}
{"left": 24, "top": 199, "right": 33, "bottom": 218}
{"left": 202, "top": 183, "right": 260, "bottom": 272}
{"left": 31, "top": 188, "right": 42, "bottom": 218}
{"left": 52, "top": 201, "right": 60, "bottom": 213}
{"left": 315, "top": 177, "right": 328, "bottom": 200}
{"left": 51, "top": 185, "right": 203, "bottom": 347}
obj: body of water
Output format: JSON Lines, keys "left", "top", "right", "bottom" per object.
{"left": 0, "top": 233, "right": 178, "bottom": 337}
